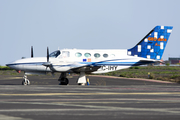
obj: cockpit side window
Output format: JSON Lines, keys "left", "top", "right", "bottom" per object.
{"left": 49, "top": 50, "right": 61, "bottom": 58}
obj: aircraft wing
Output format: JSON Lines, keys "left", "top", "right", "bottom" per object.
{"left": 69, "top": 62, "right": 101, "bottom": 73}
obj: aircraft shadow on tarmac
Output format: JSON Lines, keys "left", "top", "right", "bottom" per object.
{"left": 0, "top": 75, "right": 178, "bottom": 86}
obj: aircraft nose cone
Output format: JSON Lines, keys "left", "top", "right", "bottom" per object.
{"left": 6, "top": 63, "right": 10, "bottom": 67}
{"left": 6, "top": 62, "right": 17, "bottom": 69}
{"left": 6, "top": 63, "right": 13, "bottom": 69}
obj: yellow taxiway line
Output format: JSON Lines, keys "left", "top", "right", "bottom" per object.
{"left": 0, "top": 92, "right": 180, "bottom": 96}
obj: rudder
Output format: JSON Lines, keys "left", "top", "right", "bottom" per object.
{"left": 127, "top": 26, "right": 173, "bottom": 60}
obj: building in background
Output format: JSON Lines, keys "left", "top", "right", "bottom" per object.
{"left": 169, "top": 58, "right": 180, "bottom": 64}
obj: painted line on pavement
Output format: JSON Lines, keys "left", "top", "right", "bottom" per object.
{"left": 0, "top": 92, "right": 180, "bottom": 96}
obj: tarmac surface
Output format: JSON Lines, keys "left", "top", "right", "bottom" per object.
{"left": 0, "top": 74, "right": 180, "bottom": 120}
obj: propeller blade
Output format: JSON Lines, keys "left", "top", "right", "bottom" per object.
{"left": 31, "top": 46, "right": 33, "bottom": 58}
{"left": 43, "top": 47, "right": 54, "bottom": 73}
{"left": 47, "top": 47, "right": 49, "bottom": 62}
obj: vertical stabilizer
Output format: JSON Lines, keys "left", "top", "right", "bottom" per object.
{"left": 127, "top": 26, "right": 173, "bottom": 60}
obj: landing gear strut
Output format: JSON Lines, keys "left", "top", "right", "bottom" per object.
{"left": 22, "top": 75, "right": 30, "bottom": 85}
{"left": 58, "top": 72, "right": 69, "bottom": 85}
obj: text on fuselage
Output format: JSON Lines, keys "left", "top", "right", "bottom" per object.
{"left": 101, "top": 66, "right": 117, "bottom": 71}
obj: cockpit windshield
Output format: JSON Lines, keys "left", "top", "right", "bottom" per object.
{"left": 49, "top": 50, "right": 61, "bottom": 58}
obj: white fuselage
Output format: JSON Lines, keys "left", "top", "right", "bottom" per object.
{"left": 7, "top": 49, "right": 154, "bottom": 74}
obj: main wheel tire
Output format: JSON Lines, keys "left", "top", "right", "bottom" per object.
{"left": 59, "top": 78, "right": 69, "bottom": 85}
{"left": 64, "top": 78, "right": 69, "bottom": 85}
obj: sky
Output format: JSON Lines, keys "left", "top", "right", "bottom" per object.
{"left": 0, "top": 0, "right": 180, "bottom": 66}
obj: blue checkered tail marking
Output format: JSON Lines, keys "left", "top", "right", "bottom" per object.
{"left": 127, "top": 26, "right": 173, "bottom": 60}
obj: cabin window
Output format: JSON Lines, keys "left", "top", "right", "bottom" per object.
{"left": 75, "top": 52, "right": 82, "bottom": 57}
{"left": 110, "top": 54, "right": 115, "bottom": 57}
{"left": 94, "top": 53, "right": 100, "bottom": 58}
{"left": 103, "top": 53, "right": 108, "bottom": 58}
{"left": 84, "top": 53, "right": 91, "bottom": 57}
{"left": 62, "top": 51, "right": 70, "bottom": 58}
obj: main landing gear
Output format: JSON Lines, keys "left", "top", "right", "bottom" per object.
{"left": 58, "top": 72, "right": 87, "bottom": 85}
{"left": 22, "top": 75, "right": 30, "bottom": 85}
{"left": 58, "top": 72, "right": 69, "bottom": 85}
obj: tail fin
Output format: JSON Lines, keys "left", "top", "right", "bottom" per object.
{"left": 127, "top": 26, "right": 173, "bottom": 60}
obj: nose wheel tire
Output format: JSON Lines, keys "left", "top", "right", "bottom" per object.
{"left": 22, "top": 79, "right": 30, "bottom": 85}
{"left": 22, "top": 75, "right": 30, "bottom": 85}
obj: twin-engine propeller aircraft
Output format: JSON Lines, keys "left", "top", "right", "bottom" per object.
{"left": 6, "top": 26, "right": 173, "bottom": 85}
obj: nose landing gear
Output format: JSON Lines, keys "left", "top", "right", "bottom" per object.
{"left": 22, "top": 75, "right": 30, "bottom": 85}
